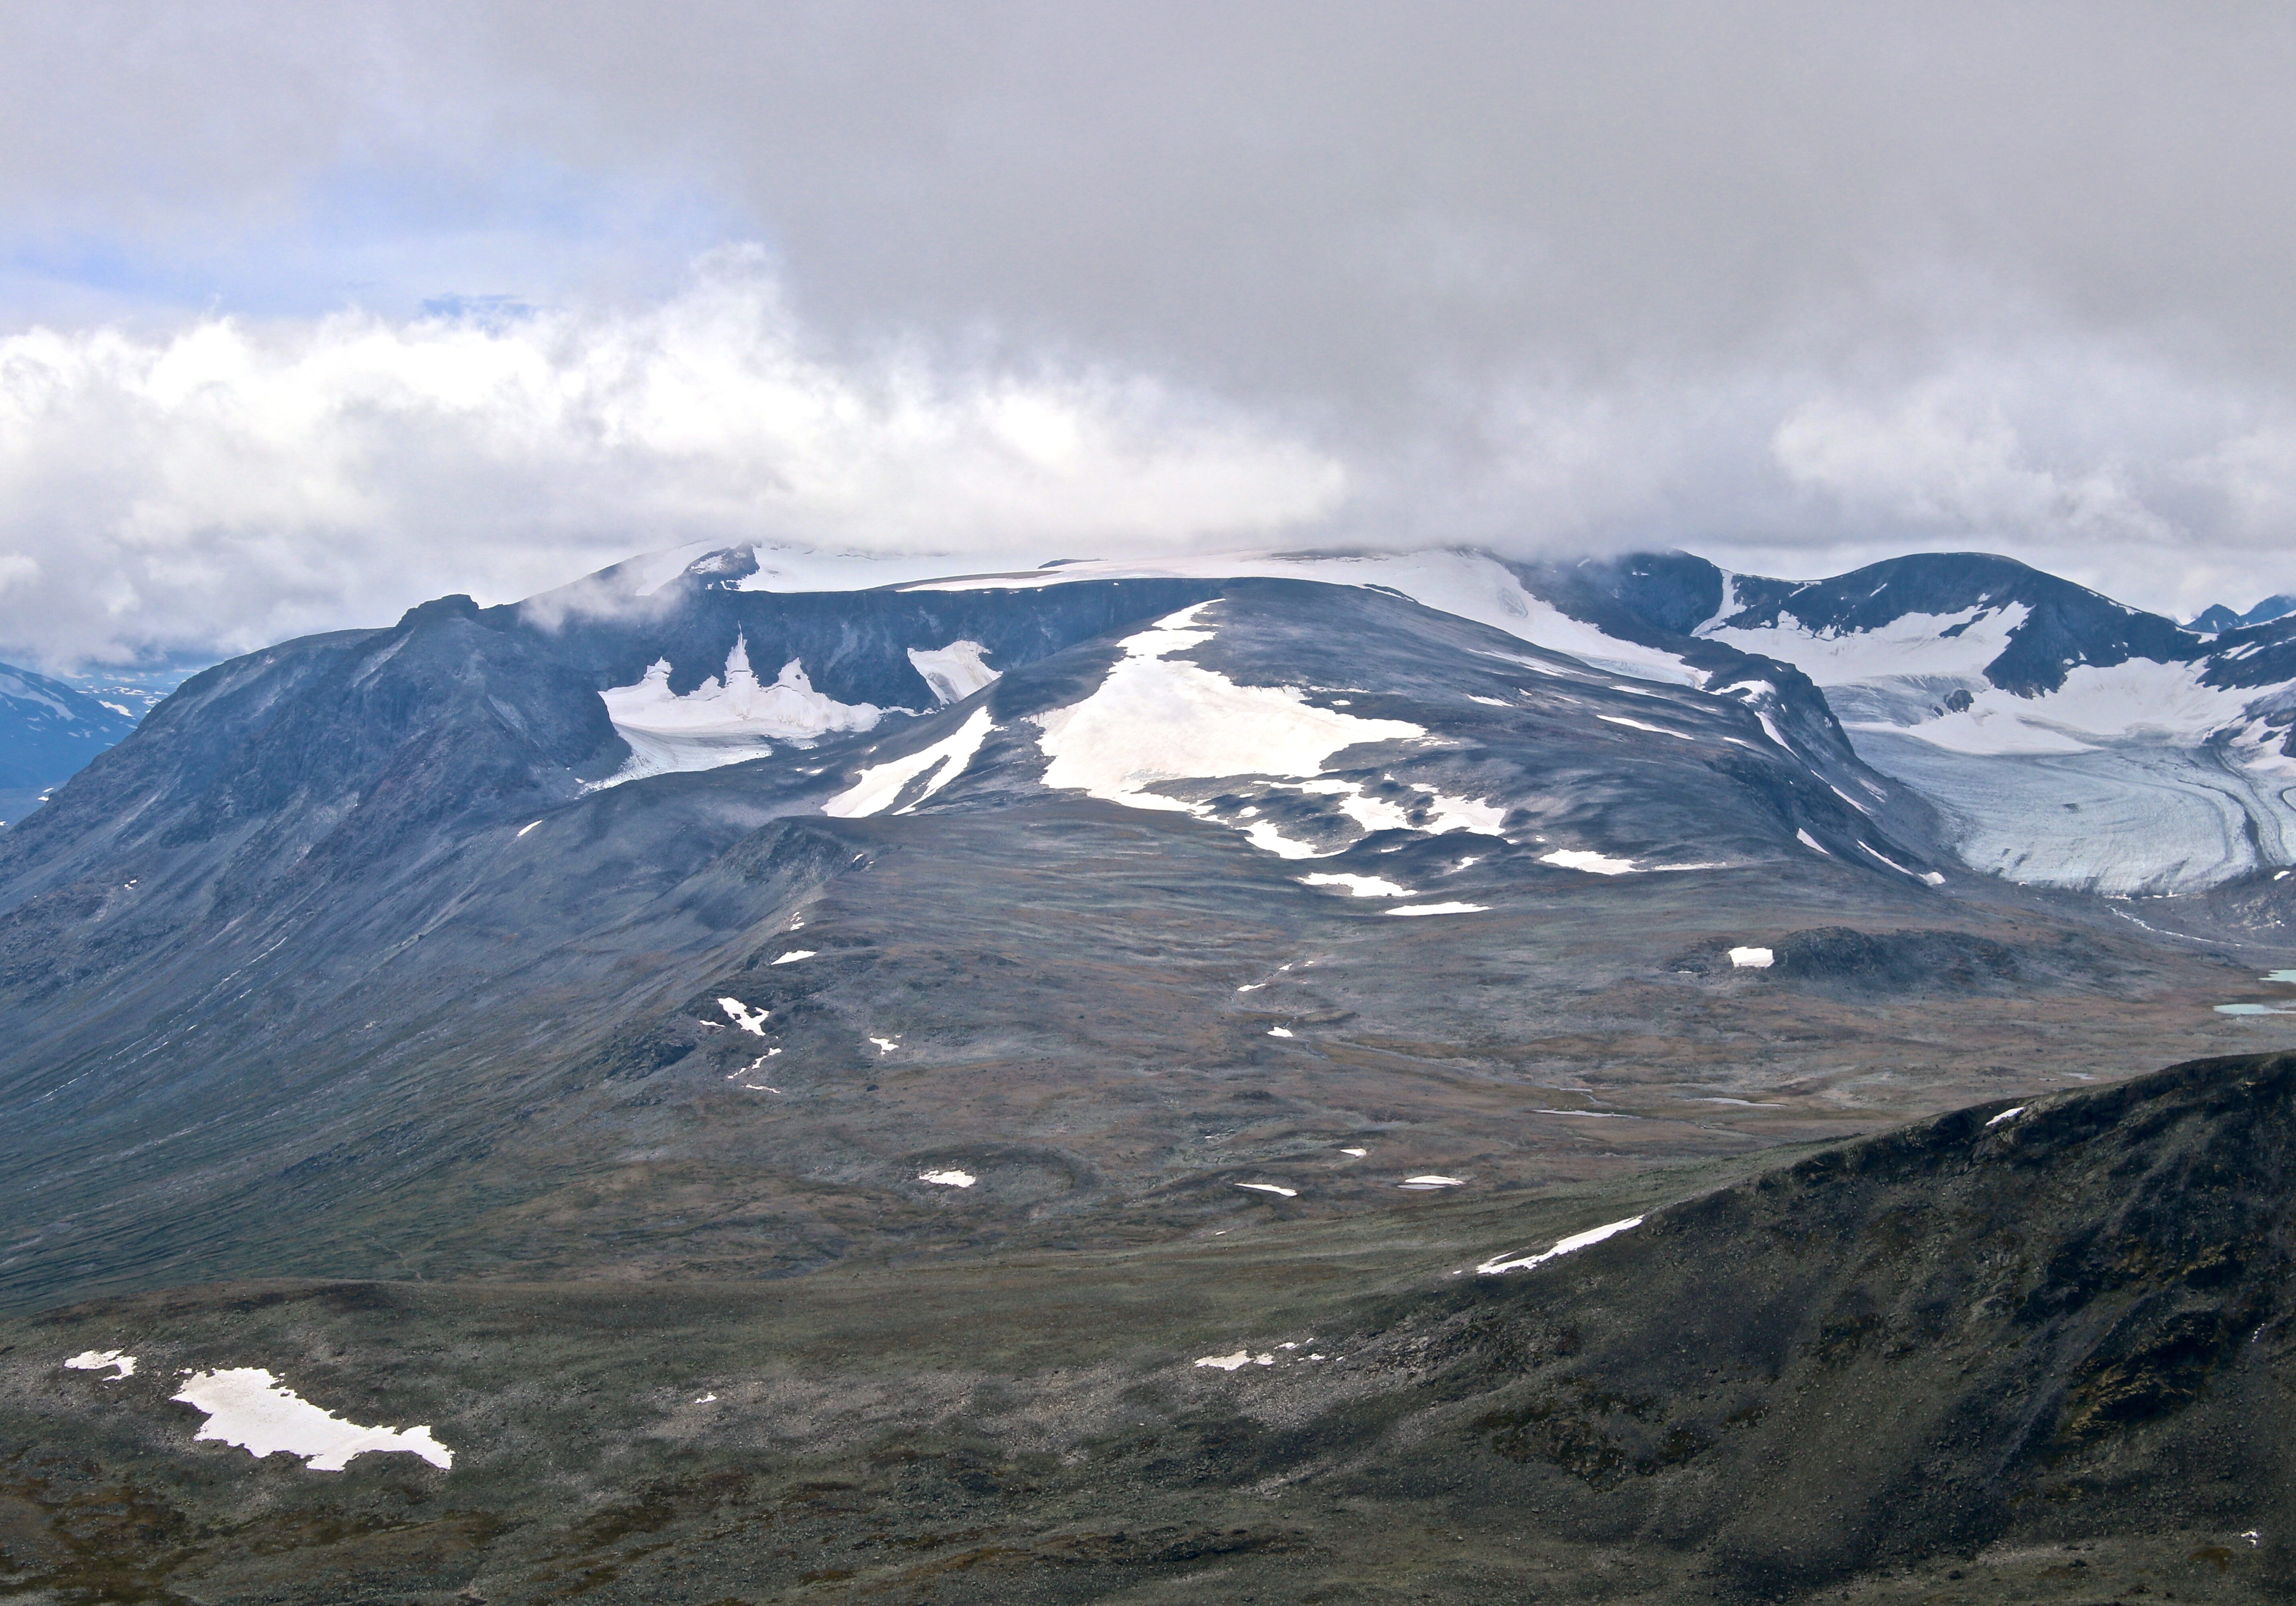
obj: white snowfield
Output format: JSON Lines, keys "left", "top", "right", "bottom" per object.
{"left": 1699, "top": 599, "right": 2032, "bottom": 687}
{"left": 1025, "top": 603, "right": 1514, "bottom": 859}
{"left": 902, "top": 548, "right": 1704, "bottom": 686}
{"left": 1985, "top": 1106, "right": 2027, "bottom": 1127}
{"left": 0, "top": 672, "right": 75, "bottom": 717}
{"left": 1384, "top": 902, "right": 1488, "bottom": 916}
{"left": 1034, "top": 604, "right": 1424, "bottom": 843}
{"left": 1398, "top": 1175, "right": 1465, "bottom": 1189}
{"left": 1476, "top": 1215, "right": 1645, "bottom": 1275}
{"left": 1541, "top": 848, "right": 1637, "bottom": 875}
{"left": 65, "top": 1349, "right": 135, "bottom": 1378}
{"left": 1234, "top": 1182, "right": 1298, "bottom": 1197}
{"left": 918, "top": 1169, "right": 977, "bottom": 1187}
{"left": 598, "top": 635, "right": 890, "bottom": 785}
{"left": 906, "top": 640, "right": 999, "bottom": 704}
{"left": 1856, "top": 657, "right": 2263, "bottom": 758}
{"left": 1298, "top": 872, "right": 1413, "bottom": 897}
{"left": 1728, "top": 946, "right": 1774, "bottom": 968}
{"left": 771, "top": 950, "right": 817, "bottom": 964}
{"left": 171, "top": 1368, "right": 452, "bottom": 1471}
{"left": 823, "top": 706, "right": 995, "bottom": 818}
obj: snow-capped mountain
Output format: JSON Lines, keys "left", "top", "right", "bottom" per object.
{"left": 0, "top": 546, "right": 1978, "bottom": 1306}
{"left": 594, "top": 540, "right": 2296, "bottom": 896}
{"left": 2, "top": 541, "right": 2287, "bottom": 1599}
{"left": 0, "top": 661, "right": 140, "bottom": 826}
{"left": 2190, "top": 593, "right": 2296, "bottom": 633}
{"left": 5, "top": 534, "right": 2293, "bottom": 1310}
{"left": 1624, "top": 552, "right": 2296, "bottom": 895}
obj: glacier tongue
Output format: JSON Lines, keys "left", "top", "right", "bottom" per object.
{"left": 1851, "top": 727, "right": 2296, "bottom": 895}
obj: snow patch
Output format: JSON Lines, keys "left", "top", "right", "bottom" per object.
{"left": 906, "top": 640, "right": 999, "bottom": 704}
{"left": 171, "top": 1369, "right": 452, "bottom": 1471}
{"left": 1542, "top": 849, "right": 1637, "bottom": 875}
{"left": 1598, "top": 714, "right": 1695, "bottom": 740}
{"left": 1384, "top": 902, "right": 1487, "bottom": 916}
{"left": 1476, "top": 1215, "right": 1644, "bottom": 1275}
{"left": 1194, "top": 1350, "right": 1275, "bottom": 1370}
{"left": 1728, "top": 946, "right": 1774, "bottom": 968}
{"left": 1702, "top": 604, "right": 2031, "bottom": 686}
{"left": 599, "top": 637, "right": 887, "bottom": 784}
{"left": 771, "top": 950, "right": 817, "bottom": 964}
{"left": 719, "top": 998, "right": 770, "bottom": 1035}
{"left": 1299, "top": 872, "right": 1413, "bottom": 897}
{"left": 1034, "top": 605, "right": 1424, "bottom": 833}
{"left": 823, "top": 706, "right": 995, "bottom": 817}
{"left": 1985, "top": 1105, "right": 2027, "bottom": 1127}
{"left": 918, "top": 1169, "right": 976, "bottom": 1187}
{"left": 1235, "top": 1182, "right": 1298, "bottom": 1197}
{"left": 1853, "top": 656, "right": 2256, "bottom": 757}
{"left": 1398, "top": 1174, "right": 1464, "bottom": 1189}
{"left": 65, "top": 1350, "right": 135, "bottom": 1378}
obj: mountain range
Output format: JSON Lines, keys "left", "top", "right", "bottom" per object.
{"left": 3, "top": 539, "right": 2294, "bottom": 1603}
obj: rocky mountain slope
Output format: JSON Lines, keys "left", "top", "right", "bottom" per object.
{"left": 8, "top": 1050, "right": 2293, "bottom": 1604}
{"left": 8, "top": 547, "right": 2284, "bottom": 1315}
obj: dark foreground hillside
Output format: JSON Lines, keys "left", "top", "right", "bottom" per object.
{"left": 7, "top": 1052, "right": 2293, "bottom": 1604}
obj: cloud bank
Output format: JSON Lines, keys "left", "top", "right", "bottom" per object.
{"left": 6, "top": 2, "right": 2296, "bottom": 658}
{"left": 0, "top": 251, "right": 1341, "bottom": 663}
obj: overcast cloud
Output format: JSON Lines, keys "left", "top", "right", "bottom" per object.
{"left": 4, "top": 1, "right": 2296, "bottom": 664}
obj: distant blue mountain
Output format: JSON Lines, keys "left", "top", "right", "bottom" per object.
{"left": 2189, "top": 593, "right": 2296, "bottom": 633}
{"left": 0, "top": 663, "right": 142, "bottom": 826}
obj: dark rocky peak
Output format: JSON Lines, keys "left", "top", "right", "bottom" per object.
{"left": 2191, "top": 592, "right": 2296, "bottom": 634}
{"left": 1557, "top": 549, "right": 2204, "bottom": 697}
{"left": 678, "top": 546, "right": 763, "bottom": 588}
{"left": 1518, "top": 550, "right": 1729, "bottom": 640}
{"left": 1715, "top": 552, "right": 2199, "bottom": 695}
{"left": 0, "top": 599, "right": 629, "bottom": 912}
{"left": 394, "top": 593, "right": 483, "bottom": 628}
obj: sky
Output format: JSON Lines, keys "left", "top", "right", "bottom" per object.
{"left": 4, "top": 1, "right": 2296, "bottom": 666}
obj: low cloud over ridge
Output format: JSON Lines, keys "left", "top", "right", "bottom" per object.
{"left": 0, "top": 251, "right": 1342, "bottom": 665}
{"left": 8, "top": 4, "right": 2296, "bottom": 656}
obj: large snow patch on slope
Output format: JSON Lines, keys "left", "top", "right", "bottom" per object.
{"left": 598, "top": 635, "right": 889, "bottom": 784}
